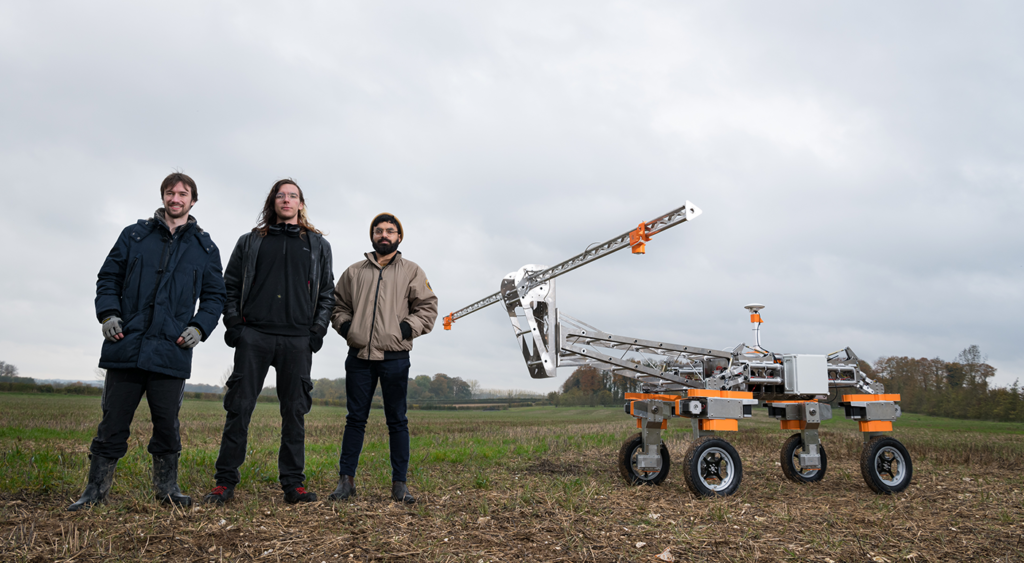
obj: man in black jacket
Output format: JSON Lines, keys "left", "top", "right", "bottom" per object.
{"left": 204, "top": 179, "right": 334, "bottom": 505}
{"left": 70, "top": 172, "right": 226, "bottom": 511}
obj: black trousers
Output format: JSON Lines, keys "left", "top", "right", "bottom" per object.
{"left": 90, "top": 368, "right": 186, "bottom": 459}
{"left": 213, "top": 328, "right": 313, "bottom": 490}
{"left": 339, "top": 355, "right": 411, "bottom": 482}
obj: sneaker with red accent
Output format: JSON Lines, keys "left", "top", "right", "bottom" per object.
{"left": 283, "top": 486, "right": 317, "bottom": 504}
{"left": 203, "top": 485, "right": 234, "bottom": 505}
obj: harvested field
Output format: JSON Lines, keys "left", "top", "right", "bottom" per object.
{"left": 1, "top": 394, "right": 1023, "bottom": 562}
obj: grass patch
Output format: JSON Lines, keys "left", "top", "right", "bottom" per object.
{"left": 2, "top": 394, "right": 1024, "bottom": 561}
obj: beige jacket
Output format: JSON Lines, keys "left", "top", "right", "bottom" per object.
{"left": 331, "top": 252, "right": 438, "bottom": 360}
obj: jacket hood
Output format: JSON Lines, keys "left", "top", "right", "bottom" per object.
{"left": 153, "top": 208, "right": 202, "bottom": 233}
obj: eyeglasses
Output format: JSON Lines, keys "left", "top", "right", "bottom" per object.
{"left": 275, "top": 192, "right": 300, "bottom": 200}
{"left": 373, "top": 228, "right": 398, "bottom": 236}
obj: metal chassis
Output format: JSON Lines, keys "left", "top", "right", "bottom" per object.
{"left": 446, "top": 202, "right": 910, "bottom": 496}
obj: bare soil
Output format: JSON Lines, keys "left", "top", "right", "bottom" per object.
{"left": 2, "top": 445, "right": 1022, "bottom": 562}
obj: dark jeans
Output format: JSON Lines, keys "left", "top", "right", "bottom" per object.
{"left": 213, "top": 328, "right": 313, "bottom": 490}
{"left": 90, "top": 368, "right": 186, "bottom": 459}
{"left": 339, "top": 355, "right": 411, "bottom": 482}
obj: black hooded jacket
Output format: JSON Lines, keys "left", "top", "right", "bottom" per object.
{"left": 222, "top": 228, "right": 334, "bottom": 336}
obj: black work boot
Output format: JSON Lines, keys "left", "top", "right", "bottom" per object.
{"left": 67, "top": 454, "right": 118, "bottom": 511}
{"left": 283, "top": 486, "right": 317, "bottom": 504}
{"left": 203, "top": 485, "right": 234, "bottom": 505}
{"left": 391, "top": 481, "right": 416, "bottom": 504}
{"left": 152, "top": 453, "right": 192, "bottom": 507}
{"left": 328, "top": 475, "right": 356, "bottom": 501}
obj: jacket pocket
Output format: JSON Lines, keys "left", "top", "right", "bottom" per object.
{"left": 173, "top": 267, "right": 199, "bottom": 324}
{"left": 121, "top": 255, "right": 141, "bottom": 315}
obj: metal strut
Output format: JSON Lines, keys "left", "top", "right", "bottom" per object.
{"left": 442, "top": 201, "right": 702, "bottom": 330}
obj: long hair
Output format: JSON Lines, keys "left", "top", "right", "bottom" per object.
{"left": 254, "top": 179, "right": 323, "bottom": 237}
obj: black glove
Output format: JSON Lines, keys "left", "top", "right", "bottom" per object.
{"left": 338, "top": 321, "right": 352, "bottom": 339}
{"left": 224, "top": 324, "right": 244, "bottom": 348}
{"left": 400, "top": 321, "right": 412, "bottom": 340}
{"left": 310, "top": 325, "right": 328, "bottom": 353}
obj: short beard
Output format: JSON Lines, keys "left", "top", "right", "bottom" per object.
{"left": 165, "top": 205, "right": 189, "bottom": 219}
{"left": 373, "top": 239, "right": 400, "bottom": 256}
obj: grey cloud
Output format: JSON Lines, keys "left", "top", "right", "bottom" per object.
{"left": 0, "top": 1, "right": 1021, "bottom": 392}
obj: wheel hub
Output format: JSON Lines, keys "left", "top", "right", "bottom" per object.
{"left": 874, "top": 446, "right": 906, "bottom": 485}
{"left": 697, "top": 447, "right": 735, "bottom": 491}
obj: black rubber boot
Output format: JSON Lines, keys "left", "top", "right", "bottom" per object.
{"left": 67, "top": 454, "right": 118, "bottom": 511}
{"left": 153, "top": 453, "right": 192, "bottom": 507}
{"left": 328, "top": 475, "right": 356, "bottom": 501}
{"left": 391, "top": 481, "right": 416, "bottom": 504}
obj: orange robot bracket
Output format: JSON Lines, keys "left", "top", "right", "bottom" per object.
{"left": 629, "top": 222, "right": 652, "bottom": 254}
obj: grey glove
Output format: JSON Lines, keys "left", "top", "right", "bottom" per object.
{"left": 178, "top": 326, "right": 202, "bottom": 349}
{"left": 101, "top": 316, "right": 123, "bottom": 342}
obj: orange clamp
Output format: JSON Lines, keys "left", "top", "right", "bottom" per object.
{"left": 443, "top": 314, "right": 453, "bottom": 330}
{"left": 750, "top": 313, "right": 762, "bottom": 323}
{"left": 629, "top": 222, "right": 652, "bottom": 254}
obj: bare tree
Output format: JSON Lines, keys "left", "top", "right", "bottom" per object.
{"left": 0, "top": 360, "right": 18, "bottom": 379}
{"left": 468, "top": 379, "right": 480, "bottom": 398}
{"left": 955, "top": 345, "right": 996, "bottom": 390}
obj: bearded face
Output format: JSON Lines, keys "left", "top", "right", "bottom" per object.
{"left": 372, "top": 222, "right": 401, "bottom": 256}
{"left": 373, "top": 237, "right": 400, "bottom": 255}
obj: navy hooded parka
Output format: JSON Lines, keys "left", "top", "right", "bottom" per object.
{"left": 95, "top": 211, "right": 226, "bottom": 378}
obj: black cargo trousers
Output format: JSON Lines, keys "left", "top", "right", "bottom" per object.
{"left": 91, "top": 368, "right": 186, "bottom": 459}
{"left": 213, "top": 327, "right": 313, "bottom": 491}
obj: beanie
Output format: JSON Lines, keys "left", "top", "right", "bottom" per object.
{"left": 370, "top": 213, "right": 404, "bottom": 239}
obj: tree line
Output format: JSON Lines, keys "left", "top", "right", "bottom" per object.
{"left": 8, "top": 345, "right": 1022, "bottom": 421}
{"left": 0, "top": 360, "right": 102, "bottom": 396}
{"left": 1, "top": 360, "right": 479, "bottom": 404}
{"left": 259, "top": 373, "right": 476, "bottom": 404}
{"left": 547, "top": 365, "right": 642, "bottom": 407}
{"left": 547, "top": 345, "right": 1024, "bottom": 423}
{"left": 867, "top": 345, "right": 1023, "bottom": 422}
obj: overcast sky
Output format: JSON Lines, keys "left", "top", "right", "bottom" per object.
{"left": 1, "top": 2, "right": 1021, "bottom": 394}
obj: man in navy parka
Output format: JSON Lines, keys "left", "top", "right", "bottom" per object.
{"left": 68, "top": 172, "right": 226, "bottom": 511}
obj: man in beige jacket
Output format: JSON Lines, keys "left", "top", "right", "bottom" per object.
{"left": 328, "top": 213, "right": 437, "bottom": 504}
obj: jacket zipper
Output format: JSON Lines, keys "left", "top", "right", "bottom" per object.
{"left": 240, "top": 263, "right": 247, "bottom": 318}
{"left": 309, "top": 238, "right": 319, "bottom": 317}
{"left": 192, "top": 269, "right": 197, "bottom": 303}
{"left": 239, "top": 235, "right": 250, "bottom": 319}
{"left": 366, "top": 266, "right": 385, "bottom": 358}
{"left": 158, "top": 233, "right": 172, "bottom": 276}
{"left": 309, "top": 238, "right": 318, "bottom": 316}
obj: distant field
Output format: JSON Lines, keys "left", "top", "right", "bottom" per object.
{"left": 1, "top": 393, "right": 1023, "bottom": 561}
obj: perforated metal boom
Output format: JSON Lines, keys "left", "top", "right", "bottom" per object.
{"left": 443, "top": 201, "right": 702, "bottom": 329}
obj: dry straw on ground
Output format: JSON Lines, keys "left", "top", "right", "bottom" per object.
{"left": 1, "top": 396, "right": 1023, "bottom": 562}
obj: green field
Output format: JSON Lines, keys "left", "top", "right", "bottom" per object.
{"left": 1, "top": 393, "right": 1023, "bottom": 561}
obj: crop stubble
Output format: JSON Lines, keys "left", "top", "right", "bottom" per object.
{"left": 1, "top": 394, "right": 1023, "bottom": 562}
